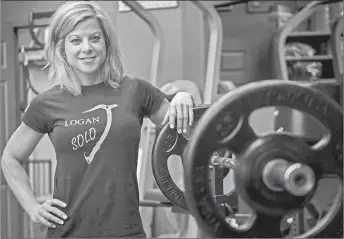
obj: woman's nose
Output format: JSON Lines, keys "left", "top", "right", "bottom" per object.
{"left": 81, "top": 41, "right": 92, "bottom": 52}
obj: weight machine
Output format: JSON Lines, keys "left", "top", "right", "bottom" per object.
{"left": 152, "top": 0, "right": 343, "bottom": 238}
{"left": 129, "top": 1, "right": 231, "bottom": 237}
{"left": 123, "top": 1, "right": 242, "bottom": 237}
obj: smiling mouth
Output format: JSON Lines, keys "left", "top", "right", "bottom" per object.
{"left": 79, "top": 57, "right": 96, "bottom": 60}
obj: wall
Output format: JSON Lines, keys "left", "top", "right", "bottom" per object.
{"left": 117, "top": 4, "right": 183, "bottom": 84}
{"left": 1, "top": 1, "right": 118, "bottom": 26}
{"left": 117, "top": 1, "right": 205, "bottom": 90}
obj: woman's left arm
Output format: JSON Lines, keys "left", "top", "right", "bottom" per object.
{"left": 149, "top": 92, "right": 195, "bottom": 133}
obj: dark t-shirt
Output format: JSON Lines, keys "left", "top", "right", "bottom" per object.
{"left": 22, "top": 77, "right": 166, "bottom": 238}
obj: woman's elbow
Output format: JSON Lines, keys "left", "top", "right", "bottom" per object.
{"left": 1, "top": 149, "right": 22, "bottom": 170}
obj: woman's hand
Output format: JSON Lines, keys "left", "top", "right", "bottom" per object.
{"left": 30, "top": 198, "right": 68, "bottom": 228}
{"left": 162, "top": 92, "right": 194, "bottom": 134}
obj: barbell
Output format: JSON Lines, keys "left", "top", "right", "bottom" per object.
{"left": 152, "top": 80, "right": 343, "bottom": 238}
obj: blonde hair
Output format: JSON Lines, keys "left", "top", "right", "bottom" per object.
{"left": 44, "top": 1, "right": 124, "bottom": 96}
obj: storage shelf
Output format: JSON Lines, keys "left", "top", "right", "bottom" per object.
{"left": 288, "top": 31, "right": 331, "bottom": 38}
{"left": 285, "top": 55, "right": 332, "bottom": 61}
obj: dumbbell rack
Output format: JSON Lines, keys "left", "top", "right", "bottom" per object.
{"left": 272, "top": 0, "right": 342, "bottom": 235}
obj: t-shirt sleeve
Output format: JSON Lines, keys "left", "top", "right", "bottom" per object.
{"left": 22, "top": 95, "right": 52, "bottom": 134}
{"left": 137, "top": 78, "right": 166, "bottom": 118}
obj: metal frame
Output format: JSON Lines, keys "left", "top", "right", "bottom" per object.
{"left": 331, "top": 16, "right": 344, "bottom": 82}
{"left": 192, "top": 1, "right": 223, "bottom": 104}
{"left": 189, "top": 1, "right": 234, "bottom": 237}
{"left": 18, "top": 45, "right": 46, "bottom": 96}
{"left": 28, "top": 10, "right": 54, "bottom": 48}
{"left": 123, "top": 2, "right": 163, "bottom": 88}
{"left": 120, "top": 2, "right": 165, "bottom": 237}
{"left": 331, "top": 16, "right": 344, "bottom": 106}
{"left": 18, "top": 19, "right": 49, "bottom": 96}
{"left": 119, "top": 1, "right": 179, "bottom": 13}
{"left": 121, "top": 1, "right": 164, "bottom": 204}
{"left": 214, "top": 0, "right": 250, "bottom": 10}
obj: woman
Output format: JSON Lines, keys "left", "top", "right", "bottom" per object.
{"left": 1, "top": 1, "right": 194, "bottom": 238}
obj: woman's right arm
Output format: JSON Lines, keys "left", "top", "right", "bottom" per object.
{"left": 1, "top": 122, "right": 67, "bottom": 227}
{"left": 1, "top": 122, "right": 44, "bottom": 217}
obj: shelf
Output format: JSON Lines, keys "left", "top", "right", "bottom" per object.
{"left": 304, "top": 79, "right": 339, "bottom": 98}
{"left": 288, "top": 31, "right": 331, "bottom": 38}
{"left": 286, "top": 31, "right": 331, "bottom": 44}
{"left": 297, "top": 78, "right": 337, "bottom": 84}
{"left": 285, "top": 55, "right": 332, "bottom": 61}
{"left": 273, "top": 1, "right": 340, "bottom": 108}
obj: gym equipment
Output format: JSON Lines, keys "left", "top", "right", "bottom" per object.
{"left": 28, "top": 11, "right": 54, "bottom": 48}
{"left": 183, "top": 80, "right": 343, "bottom": 237}
{"left": 272, "top": 0, "right": 341, "bottom": 160}
{"left": 152, "top": 105, "right": 237, "bottom": 211}
{"left": 330, "top": 16, "right": 344, "bottom": 106}
{"left": 119, "top": 2, "right": 164, "bottom": 237}
{"left": 331, "top": 16, "right": 344, "bottom": 84}
{"left": 152, "top": 106, "right": 207, "bottom": 210}
{"left": 121, "top": 0, "right": 164, "bottom": 204}
{"left": 285, "top": 43, "right": 322, "bottom": 82}
{"left": 18, "top": 47, "right": 51, "bottom": 96}
{"left": 139, "top": 200, "right": 174, "bottom": 208}
{"left": 150, "top": 0, "right": 227, "bottom": 216}
{"left": 153, "top": 80, "right": 203, "bottom": 238}
{"left": 194, "top": 0, "right": 223, "bottom": 104}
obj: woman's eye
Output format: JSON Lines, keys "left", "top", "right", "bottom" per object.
{"left": 90, "top": 36, "right": 101, "bottom": 42}
{"left": 71, "top": 39, "right": 81, "bottom": 44}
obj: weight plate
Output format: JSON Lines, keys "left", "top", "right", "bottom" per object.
{"left": 184, "top": 80, "right": 343, "bottom": 237}
{"left": 152, "top": 105, "right": 209, "bottom": 210}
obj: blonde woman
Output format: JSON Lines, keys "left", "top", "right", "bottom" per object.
{"left": 1, "top": 2, "right": 194, "bottom": 238}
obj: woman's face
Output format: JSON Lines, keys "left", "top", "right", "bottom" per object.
{"left": 64, "top": 18, "right": 106, "bottom": 79}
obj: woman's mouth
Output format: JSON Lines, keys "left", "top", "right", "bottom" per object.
{"left": 79, "top": 56, "right": 96, "bottom": 62}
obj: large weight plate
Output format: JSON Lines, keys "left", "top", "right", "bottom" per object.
{"left": 184, "top": 80, "right": 343, "bottom": 237}
{"left": 152, "top": 105, "right": 209, "bottom": 210}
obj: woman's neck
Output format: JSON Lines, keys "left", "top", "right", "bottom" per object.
{"left": 76, "top": 71, "right": 103, "bottom": 86}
